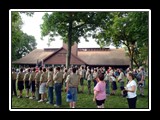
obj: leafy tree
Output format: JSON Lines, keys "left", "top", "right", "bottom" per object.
{"left": 93, "top": 12, "right": 149, "bottom": 69}
{"left": 15, "top": 33, "right": 37, "bottom": 59}
{"left": 11, "top": 12, "right": 36, "bottom": 61}
{"left": 40, "top": 12, "right": 106, "bottom": 69}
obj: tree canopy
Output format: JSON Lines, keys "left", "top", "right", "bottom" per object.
{"left": 92, "top": 12, "right": 149, "bottom": 68}
{"left": 11, "top": 12, "right": 37, "bottom": 61}
{"left": 41, "top": 12, "right": 106, "bottom": 69}
{"left": 40, "top": 11, "right": 149, "bottom": 69}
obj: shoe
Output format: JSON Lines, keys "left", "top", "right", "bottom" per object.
{"left": 46, "top": 101, "right": 50, "bottom": 104}
{"left": 29, "top": 97, "right": 33, "bottom": 99}
{"left": 140, "top": 94, "right": 145, "bottom": 97}
{"left": 38, "top": 99, "right": 44, "bottom": 102}
{"left": 44, "top": 98, "right": 48, "bottom": 101}
{"left": 25, "top": 96, "right": 29, "bottom": 98}
{"left": 54, "top": 104, "right": 60, "bottom": 107}
{"left": 18, "top": 96, "right": 22, "bottom": 98}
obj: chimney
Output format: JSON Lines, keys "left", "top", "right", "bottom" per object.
{"left": 63, "top": 42, "right": 78, "bottom": 56}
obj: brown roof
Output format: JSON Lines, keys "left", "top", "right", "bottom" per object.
{"left": 13, "top": 47, "right": 130, "bottom": 66}
{"left": 44, "top": 48, "right": 86, "bottom": 65}
{"left": 78, "top": 48, "right": 130, "bottom": 65}
{"left": 12, "top": 49, "right": 55, "bottom": 64}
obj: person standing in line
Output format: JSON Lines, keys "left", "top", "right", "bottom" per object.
{"left": 38, "top": 68, "right": 48, "bottom": 102}
{"left": 87, "top": 70, "right": 92, "bottom": 94}
{"left": 93, "top": 69, "right": 98, "bottom": 87}
{"left": 29, "top": 68, "right": 36, "bottom": 99}
{"left": 137, "top": 66, "right": 145, "bottom": 97}
{"left": 35, "top": 66, "right": 43, "bottom": 101}
{"left": 46, "top": 67, "right": 54, "bottom": 105}
{"left": 16, "top": 68, "right": 25, "bottom": 98}
{"left": 125, "top": 72, "right": 137, "bottom": 109}
{"left": 12, "top": 68, "right": 17, "bottom": 96}
{"left": 23, "top": 68, "right": 31, "bottom": 98}
{"left": 93, "top": 73, "right": 106, "bottom": 108}
{"left": 53, "top": 67, "right": 63, "bottom": 107}
{"left": 104, "top": 70, "right": 110, "bottom": 96}
{"left": 118, "top": 68, "right": 125, "bottom": 96}
{"left": 66, "top": 67, "right": 79, "bottom": 108}
{"left": 63, "top": 68, "right": 68, "bottom": 92}
{"left": 79, "top": 66, "right": 85, "bottom": 93}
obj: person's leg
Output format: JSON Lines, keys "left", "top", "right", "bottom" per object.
{"left": 101, "top": 99, "right": 105, "bottom": 108}
{"left": 72, "top": 102, "right": 76, "bottom": 108}
{"left": 127, "top": 98, "right": 134, "bottom": 108}
{"left": 69, "top": 102, "right": 73, "bottom": 108}
{"left": 11, "top": 80, "right": 13, "bottom": 96}
{"left": 35, "top": 83, "right": 40, "bottom": 100}
{"left": 25, "top": 81, "right": 29, "bottom": 97}
{"left": 49, "top": 87, "right": 53, "bottom": 104}
{"left": 26, "top": 88, "right": 29, "bottom": 97}
{"left": 72, "top": 88, "right": 77, "bottom": 108}
{"left": 13, "top": 80, "right": 17, "bottom": 96}
{"left": 48, "top": 87, "right": 50, "bottom": 102}
{"left": 88, "top": 81, "right": 91, "bottom": 94}
{"left": 32, "top": 81, "right": 35, "bottom": 97}
{"left": 55, "top": 83, "right": 62, "bottom": 106}
{"left": 106, "top": 80, "right": 110, "bottom": 95}
{"left": 129, "top": 97, "right": 137, "bottom": 108}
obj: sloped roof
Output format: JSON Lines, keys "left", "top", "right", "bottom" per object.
{"left": 12, "top": 49, "right": 55, "bottom": 64}
{"left": 44, "top": 48, "right": 86, "bottom": 65}
{"left": 78, "top": 48, "right": 130, "bottom": 65}
{"left": 13, "top": 48, "right": 130, "bottom": 66}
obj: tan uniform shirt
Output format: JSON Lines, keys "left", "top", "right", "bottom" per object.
{"left": 12, "top": 72, "right": 17, "bottom": 80}
{"left": 16, "top": 72, "right": 25, "bottom": 81}
{"left": 48, "top": 71, "right": 54, "bottom": 87}
{"left": 66, "top": 73, "right": 79, "bottom": 88}
{"left": 35, "top": 71, "right": 42, "bottom": 84}
{"left": 23, "top": 72, "right": 30, "bottom": 82}
{"left": 40, "top": 72, "right": 47, "bottom": 83}
{"left": 118, "top": 72, "right": 124, "bottom": 82}
{"left": 29, "top": 72, "right": 36, "bottom": 82}
{"left": 53, "top": 71, "right": 63, "bottom": 83}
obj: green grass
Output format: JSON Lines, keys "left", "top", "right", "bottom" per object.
{"left": 12, "top": 78, "right": 149, "bottom": 109}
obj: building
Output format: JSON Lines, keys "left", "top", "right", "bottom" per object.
{"left": 12, "top": 42, "right": 130, "bottom": 69}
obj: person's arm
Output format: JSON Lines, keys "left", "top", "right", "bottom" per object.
{"left": 40, "top": 74, "right": 43, "bottom": 84}
{"left": 93, "top": 91, "right": 98, "bottom": 102}
{"left": 125, "top": 85, "right": 136, "bottom": 92}
{"left": 65, "top": 75, "right": 70, "bottom": 92}
{"left": 53, "top": 72, "right": 58, "bottom": 81}
{"left": 141, "top": 72, "right": 144, "bottom": 82}
{"left": 29, "top": 73, "right": 32, "bottom": 84}
{"left": 35, "top": 73, "right": 38, "bottom": 84}
{"left": 93, "top": 84, "right": 100, "bottom": 101}
{"left": 23, "top": 73, "right": 26, "bottom": 82}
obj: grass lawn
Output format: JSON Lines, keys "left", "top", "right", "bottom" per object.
{"left": 11, "top": 78, "right": 149, "bottom": 109}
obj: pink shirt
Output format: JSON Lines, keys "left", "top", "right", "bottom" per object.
{"left": 94, "top": 81, "right": 106, "bottom": 100}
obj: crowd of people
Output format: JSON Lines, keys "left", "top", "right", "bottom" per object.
{"left": 11, "top": 65, "right": 147, "bottom": 109}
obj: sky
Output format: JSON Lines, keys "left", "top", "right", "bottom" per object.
{"left": 20, "top": 12, "right": 115, "bottom": 49}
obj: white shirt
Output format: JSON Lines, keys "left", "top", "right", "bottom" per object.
{"left": 126, "top": 80, "right": 137, "bottom": 98}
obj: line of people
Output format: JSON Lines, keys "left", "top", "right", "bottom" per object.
{"left": 11, "top": 65, "right": 147, "bottom": 108}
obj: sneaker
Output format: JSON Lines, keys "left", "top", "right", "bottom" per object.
{"left": 140, "top": 94, "right": 145, "bottom": 97}
{"left": 38, "top": 99, "right": 44, "bottom": 102}
{"left": 25, "top": 96, "right": 29, "bottom": 98}
{"left": 29, "top": 97, "right": 33, "bottom": 99}
{"left": 18, "top": 96, "right": 22, "bottom": 98}
{"left": 54, "top": 104, "right": 60, "bottom": 107}
{"left": 46, "top": 101, "right": 50, "bottom": 104}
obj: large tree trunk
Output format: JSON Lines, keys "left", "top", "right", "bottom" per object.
{"left": 66, "top": 13, "right": 73, "bottom": 69}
